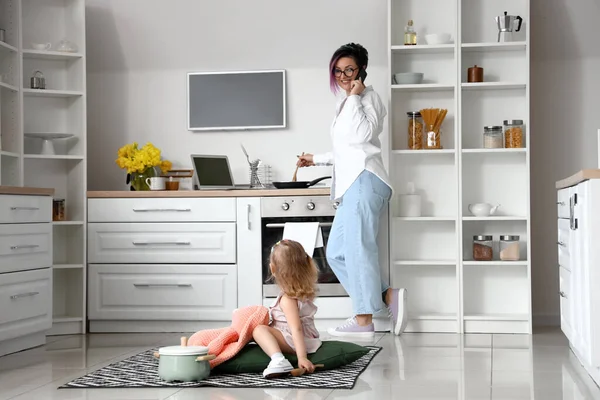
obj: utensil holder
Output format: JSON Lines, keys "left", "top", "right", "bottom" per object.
{"left": 249, "top": 165, "right": 264, "bottom": 188}
{"left": 258, "top": 164, "right": 273, "bottom": 187}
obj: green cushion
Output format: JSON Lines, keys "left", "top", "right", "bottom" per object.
{"left": 212, "top": 340, "right": 370, "bottom": 374}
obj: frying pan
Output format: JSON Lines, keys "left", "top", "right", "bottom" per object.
{"left": 272, "top": 176, "right": 331, "bottom": 189}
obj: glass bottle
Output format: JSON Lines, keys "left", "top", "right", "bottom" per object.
{"left": 404, "top": 20, "right": 417, "bottom": 45}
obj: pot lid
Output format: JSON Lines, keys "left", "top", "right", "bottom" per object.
{"left": 158, "top": 345, "right": 209, "bottom": 356}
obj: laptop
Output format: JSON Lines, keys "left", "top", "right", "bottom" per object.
{"left": 190, "top": 154, "right": 250, "bottom": 190}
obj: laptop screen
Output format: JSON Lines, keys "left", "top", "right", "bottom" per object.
{"left": 191, "top": 156, "right": 234, "bottom": 188}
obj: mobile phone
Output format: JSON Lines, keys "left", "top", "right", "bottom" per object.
{"left": 356, "top": 68, "right": 367, "bottom": 83}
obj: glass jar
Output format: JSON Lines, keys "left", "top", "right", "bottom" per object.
{"left": 504, "top": 120, "right": 524, "bottom": 148}
{"left": 473, "top": 235, "right": 493, "bottom": 261}
{"left": 483, "top": 126, "right": 503, "bottom": 149}
{"left": 130, "top": 166, "right": 160, "bottom": 191}
{"left": 499, "top": 235, "right": 520, "bottom": 261}
{"left": 407, "top": 111, "right": 423, "bottom": 150}
{"left": 53, "top": 199, "right": 65, "bottom": 221}
{"left": 424, "top": 124, "right": 442, "bottom": 149}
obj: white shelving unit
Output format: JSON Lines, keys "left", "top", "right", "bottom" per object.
{"left": 388, "top": 0, "right": 530, "bottom": 334}
{"left": 0, "top": 0, "right": 87, "bottom": 336}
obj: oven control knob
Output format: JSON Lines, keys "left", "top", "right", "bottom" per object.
{"left": 307, "top": 202, "right": 315, "bottom": 211}
{"left": 281, "top": 202, "right": 290, "bottom": 211}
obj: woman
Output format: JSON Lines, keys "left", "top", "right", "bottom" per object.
{"left": 297, "top": 43, "right": 407, "bottom": 338}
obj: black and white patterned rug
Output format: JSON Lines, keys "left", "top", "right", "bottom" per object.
{"left": 59, "top": 346, "right": 380, "bottom": 390}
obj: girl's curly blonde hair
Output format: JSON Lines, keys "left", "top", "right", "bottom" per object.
{"left": 270, "top": 239, "right": 318, "bottom": 301}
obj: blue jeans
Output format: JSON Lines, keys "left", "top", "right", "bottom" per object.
{"left": 326, "top": 170, "right": 392, "bottom": 315}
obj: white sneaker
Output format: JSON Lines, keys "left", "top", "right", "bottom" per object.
{"left": 327, "top": 317, "right": 375, "bottom": 340}
{"left": 396, "top": 288, "right": 408, "bottom": 335}
{"left": 386, "top": 288, "right": 408, "bottom": 335}
{"left": 262, "top": 357, "right": 293, "bottom": 378}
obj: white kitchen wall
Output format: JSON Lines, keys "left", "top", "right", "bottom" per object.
{"left": 86, "top": 0, "right": 600, "bottom": 324}
{"left": 85, "top": 0, "right": 389, "bottom": 190}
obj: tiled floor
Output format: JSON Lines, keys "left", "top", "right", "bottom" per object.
{"left": 0, "top": 328, "right": 599, "bottom": 399}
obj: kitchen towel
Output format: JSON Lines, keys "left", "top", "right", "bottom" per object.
{"left": 282, "top": 222, "right": 324, "bottom": 257}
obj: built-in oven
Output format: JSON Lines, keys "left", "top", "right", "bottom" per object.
{"left": 260, "top": 196, "right": 347, "bottom": 298}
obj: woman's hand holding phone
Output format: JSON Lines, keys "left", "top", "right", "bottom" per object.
{"left": 351, "top": 68, "right": 367, "bottom": 96}
{"left": 350, "top": 77, "right": 365, "bottom": 96}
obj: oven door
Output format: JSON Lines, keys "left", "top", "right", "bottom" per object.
{"left": 261, "top": 216, "right": 347, "bottom": 298}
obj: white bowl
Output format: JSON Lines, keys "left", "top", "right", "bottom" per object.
{"left": 31, "top": 43, "right": 50, "bottom": 50}
{"left": 393, "top": 72, "right": 424, "bottom": 85}
{"left": 425, "top": 33, "right": 451, "bottom": 45}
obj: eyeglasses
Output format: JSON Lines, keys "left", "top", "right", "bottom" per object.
{"left": 333, "top": 67, "right": 358, "bottom": 77}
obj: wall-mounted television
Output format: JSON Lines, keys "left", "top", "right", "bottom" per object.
{"left": 187, "top": 70, "right": 286, "bottom": 131}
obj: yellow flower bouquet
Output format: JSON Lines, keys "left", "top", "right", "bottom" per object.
{"left": 115, "top": 142, "right": 172, "bottom": 191}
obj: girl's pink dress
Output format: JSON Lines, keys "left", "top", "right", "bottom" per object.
{"left": 269, "top": 293, "right": 322, "bottom": 354}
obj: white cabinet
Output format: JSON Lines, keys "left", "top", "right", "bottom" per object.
{"left": 0, "top": 268, "right": 52, "bottom": 342}
{"left": 87, "top": 197, "right": 239, "bottom": 332}
{"left": 556, "top": 174, "right": 600, "bottom": 387}
{"left": 88, "top": 198, "right": 236, "bottom": 223}
{"left": 88, "top": 264, "right": 237, "bottom": 321}
{"left": 0, "top": 223, "right": 51, "bottom": 274}
{"left": 0, "top": 190, "right": 53, "bottom": 356}
{"left": 559, "top": 266, "right": 573, "bottom": 342}
{"left": 236, "top": 197, "right": 263, "bottom": 307}
{"left": 88, "top": 222, "right": 236, "bottom": 264}
{"left": 0, "top": 195, "right": 52, "bottom": 223}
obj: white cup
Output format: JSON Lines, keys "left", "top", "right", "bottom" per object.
{"left": 146, "top": 176, "right": 165, "bottom": 190}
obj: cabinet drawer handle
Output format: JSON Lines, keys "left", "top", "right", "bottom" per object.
{"left": 10, "top": 206, "right": 40, "bottom": 211}
{"left": 559, "top": 291, "right": 567, "bottom": 298}
{"left": 247, "top": 204, "right": 251, "bottom": 230}
{"left": 132, "top": 241, "right": 191, "bottom": 246}
{"left": 132, "top": 208, "right": 192, "bottom": 212}
{"left": 265, "top": 222, "right": 333, "bottom": 228}
{"left": 557, "top": 241, "right": 566, "bottom": 247}
{"left": 10, "top": 291, "right": 40, "bottom": 300}
{"left": 556, "top": 201, "right": 565, "bottom": 206}
{"left": 133, "top": 284, "right": 192, "bottom": 288}
{"left": 10, "top": 244, "right": 40, "bottom": 250}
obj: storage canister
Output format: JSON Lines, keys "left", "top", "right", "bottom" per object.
{"left": 467, "top": 65, "right": 484, "bottom": 82}
{"left": 504, "top": 120, "right": 524, "bottom": 148}
{"left": 407, "top": 111, "right": 423, "bottom": 150}
{"left": 483, "top": 126, "right": 503, "bottom": 149}
{"left": 30, "top": 70, "right": 45, "bottom": 89}
{"left": 499, "top": 235, "right": 520, "bottom": 261}
{"left": 473, "top": 235, "right": 493, "bottom": 261}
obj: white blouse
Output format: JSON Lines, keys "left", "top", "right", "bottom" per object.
{"left": 313, "top": 86, "right": 392, "bottom": 200}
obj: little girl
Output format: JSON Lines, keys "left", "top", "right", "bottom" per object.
{"left": 252, "top": 239, "right": 322, "bottom": 378}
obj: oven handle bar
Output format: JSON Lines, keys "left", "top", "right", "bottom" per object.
{"left": 265, "top": 222, "right": 333, "bottom": 228}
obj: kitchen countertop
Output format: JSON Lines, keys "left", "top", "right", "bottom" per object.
{"left": 0, "top": 186, "right": 55, "bottom": 196}
{"left": 556, "top": 170, "right": 600, "bottom": 189}
{"left": 87, "top": 188, "right": 331, "bottom": 198}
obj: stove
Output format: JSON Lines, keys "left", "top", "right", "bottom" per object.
{"left": 260, "top": 195, "right": 346, "bottom": 298}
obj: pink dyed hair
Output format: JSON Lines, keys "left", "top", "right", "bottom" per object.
{"left": 329, "top": 54, "right": 343, "bottom": 94}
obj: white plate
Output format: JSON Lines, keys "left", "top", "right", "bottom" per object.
{"left": 25, "top": 133, "right": 74, "bottom": 140}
